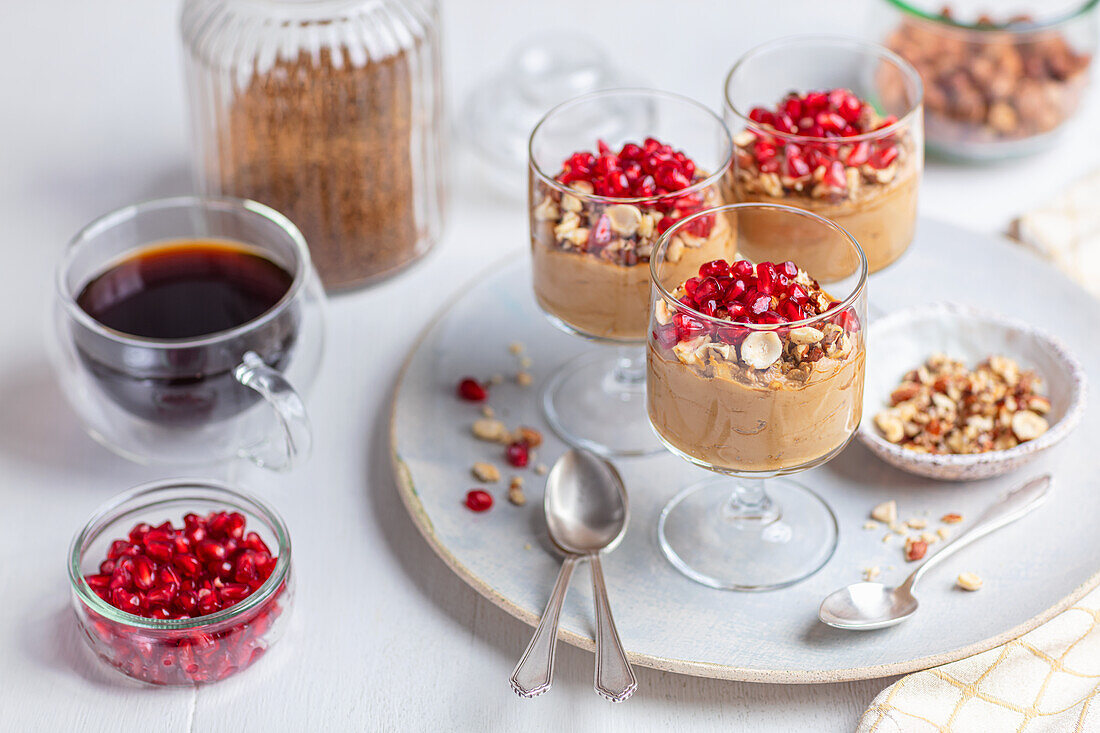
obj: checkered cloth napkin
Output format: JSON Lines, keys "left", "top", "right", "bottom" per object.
{"left": 859, "top": 176, "right": 1100, "bottom": 732}
{"left": 857, "top": 586, "right": 1100, "bottom": 731}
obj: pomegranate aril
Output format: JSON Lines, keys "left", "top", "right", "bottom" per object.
{"left": 781, "top": 96, "right": 802, "bottom": 120}
{"left": 731, "top": 260, "right": 754, "bottom": 279}
{"left": 132, "top": 555, "right": 157, "bottom": 590}
{"left": 128, "top": 523, "right": 151, "bottom": 543}
{"left": 107, "top": 540, "right": 133, "bottom": 560}
{"left": 234, "top": 553, "right": 257, "bottom": 584}
{"left": 674, "top": 312, "right": 708, "bottom": 340}
{"left": 591, "top": 214, "right": 613, "bottom": 248}
{"left": 823, "top": 160, "right": 847, "bottom": 188}
{"left": 457, "top": 377, "right": 487, "bottom": 402}
{"left": 85, "top": 574, "right": 111, "bottom": 593}
{"left": 846, "top": 141, "right": 871, "bottom": 166}
{"left": 785, "top": 148, "right": 810, "bottom": 178}
{"left": 748, "top": 107, "right": 774, "bottom": 125}
{"left": 749, "top": 294, "right": 772, "bottom": 316}
{"left": 145, "top": 586, "right": 177, "bottom": 607}
{"left": 196, "top": 539, "right": 227, "bottom": 563}
{"left": 505, "top": 441, "right": 529, "bottom": 468}
{"left": 111, "top": 588, "right": 142, "bottom": 614}
{"left": 838, "top": 94, "right": 862, "bottom": 123}
{"left": 99, "top": 559, "right": 116, "bottom": 575}
{"left": 465, "top": 489, "right": 493, "bottom": 512}
{"left": 173, "top": 553, "right": 202, "bottom": 578}
{"left": 175, "top": 590, "right": 199, "bottom": 614}
{"left": 226, "top": 513, "right": 246, "bottom": 540}
{"left": 243, "top": 531, "right": 270, "bottom": 554}
{"left": 869, "top": 144, "right": 898, "bottom": 169}
{"left": 694, "top": 277, "right": 721, "bottom": 302}
{"left": 699, "top": 260, "right": 730, "bottom": 278}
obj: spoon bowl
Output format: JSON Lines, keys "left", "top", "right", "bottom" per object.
{"left": 819, "top": 582, "right": 919, "bottom": 631}
{"left": 545, "top": 449, "right": 628, "bottom": 554}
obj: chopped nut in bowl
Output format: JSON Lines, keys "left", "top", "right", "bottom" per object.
{"left": 857, "top": 303, "right": 1087, "bottom": 481}
{"left": 873, "top": 0, "right": 1097, "bottom": 160}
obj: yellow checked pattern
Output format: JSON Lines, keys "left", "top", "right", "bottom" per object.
{"left": 858, "top": 586, "right": 1100, "bottom": 732}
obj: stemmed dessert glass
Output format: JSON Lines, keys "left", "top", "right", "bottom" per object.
{"left": 647, "top": 203, "right": 868, "bottom": 590}
{"left": 723, "top": 36, "right": 923, "bottom": 275}
{"left": 528, "top": 89, "right": 734, "bottom": 457}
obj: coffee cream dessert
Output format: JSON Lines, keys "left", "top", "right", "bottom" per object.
{"left": 729, "top": 88, "right": 918, "bottom": 274}
{"left": 532, "top": 138, "right": 733, "bottom": 340}
{"left": 648, "top": 258, "right": 864, "bottom": 472}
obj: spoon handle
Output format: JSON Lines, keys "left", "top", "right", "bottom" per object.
{"left": 589, "top": 554, "right": 637, "bottom": 702}
{"left": 511, "top": 555, "right": 578, "bottom": 698}
{"left": 907, "top": 474, "right": 1051, "bottom": 590}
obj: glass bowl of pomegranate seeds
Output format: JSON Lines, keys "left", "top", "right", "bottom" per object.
{"left": 873, "top": 0, "right": 1096, "bottom": 160}
{"left": 724, "top": 36, "right": 923, "bottom": 274}
{"left": 647, "top": 203, "right": 867, "bottom": 591}
{"left": 68, "top": 479, "right": 293, "bottom": 685}
{"left": 529, "top": 88, "right": 735, "bottom": 456}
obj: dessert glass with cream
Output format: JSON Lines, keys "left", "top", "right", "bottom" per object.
{"left": 648, "top": 203, "right": 868, "bottom": 590}
{"left": 529, "top": 89, "right": 734, "bottom": 456}
{"left": 723, "top": 36, "right": 923, "bottom": 274}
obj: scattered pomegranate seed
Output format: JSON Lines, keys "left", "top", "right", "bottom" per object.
{"left": 465, "top": 490, "right": 493, "bottom": 512}
{"left": 457, "top": 378, "right": 487, "bottom": 402}
{"left": 505, "top": 441, "right": 530, "bottom": 468}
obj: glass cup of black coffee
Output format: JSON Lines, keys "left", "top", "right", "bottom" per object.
{"left": 50, "top": 196, "right": 325, "bottom": 469}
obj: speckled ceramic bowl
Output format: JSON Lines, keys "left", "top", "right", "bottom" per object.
{"left": 858, "top": 302, "right": 1087, "bottom": 481}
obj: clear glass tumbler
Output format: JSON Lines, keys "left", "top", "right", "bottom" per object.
{"left": 69, "top": 479, "right": 293, "bottom": 685}
{"left": 647, "top": 203, "right": 867, "bottom": 590}
{"left": 724, "top": 36, "right": 923, "bottom": 274}
{"left": 529, "top": 89, "right": 734, "bottom": 457}
{"left": 50, "top": 196, "right": 326, "bottom": 470}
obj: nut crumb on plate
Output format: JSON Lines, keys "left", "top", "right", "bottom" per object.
{"left": 516, "top": 371, "right": 533, "bottom": 387}
{"left": 941, "top": 513, "right": 963, "bottom": 524}
{"left": 471, "top": 462, "right": 500, "bottom": 483}
{"left": 863, "top": 566, "right": 881, "bottom": 582}
{"left": 871, "top": 500, "right": 898, "bottom": 524}
{"left": 956, "top": 572, "right": 983, "bottom": 591}
{"left": 904, "top": 537, "right": 928, "bottom": 561}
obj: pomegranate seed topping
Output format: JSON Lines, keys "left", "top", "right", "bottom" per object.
{"left": 465, "top": 490, "right": 493, "bottom": 512}
{"left": 556, "top": 137, "right": 702, "bottom": 202}
{"left": 132, "top": 555, "right": 157, "bottom": 590}
{"left": 505, "top": 441, "right": 530, "bottom": 468}
{"left": 457, "top": 377, "right": 487, "bottom": 402}
{"left": 846, "top": 140, "right": 871, "bottom": 167}
{"left": 869, "top": 144, "right": 899, "bottom": 169}
{"left": 823, "top": 160, "right": 847, "bottom": 188}
{"left": 591, "top": 214, "right": 613, "bottom": 248}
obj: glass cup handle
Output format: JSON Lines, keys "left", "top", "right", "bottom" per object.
{"left": 234, "top": 351, "right": 312, "bottom": 471}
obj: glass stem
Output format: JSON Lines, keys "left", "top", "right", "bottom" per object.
{"left": 611, "top": 346, "right": 646, "bottom": 387}
{"left": 723, "top": 478, "right": 779, "bottom": 524}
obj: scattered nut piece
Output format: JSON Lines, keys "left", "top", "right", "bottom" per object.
{"left": 904, "top": 537, "right": 928, "bottom": 562}
{"left": 509, "top": 342, "right": 525, "bottom": 355}
{"left": 941, "top": 513, "right": 963, "bottom": 524}
{"left": 871, "top": 500, "right": 898, "bottom": 525}
{"left": 863, "top": 566, "right": 881, "bottom": 582}
{"left": 882, "top": 533, "right": 893, "bottom": 544}
{"left": 516, "top": 372, "right": 533, "bottom": 387}
{"left": 520, "top": 356, "right": 533, "bottom": 369}
{"left": 920, "top": 532, "right": 938, "bottom": 545}
{"left": 472, "top": 418, "right": 508, "bottom": 443}
{"left": 906, "top": 518, "right": 927, "bottom": 530}
{"left": 863, "top": 521, "right": 879, "bottom": 530}
{"left": 480, "top": 406, "right": 494, "bottom": 418}
{"left": 937, "top": 527, "right": 951, "bottom": 540}
{"left": 517, "top": 426, "right": 543, "bottom": 448}
{"left": 523, "top": 542, "right": 532, "bottom": 551}
{"left": 534, "top": 463, "right": 548, "bottom": 475}
{"left": 489, "top": 374, "right": 504, "bottom": 385}
{"left": 471, "top": 462, "right": 500, "bottom": 483}
{"left": 508, "top": 476, "right": 527, "bottom": 506}
{"left": 956, "top": 572, "right": 983, "bottom": 591}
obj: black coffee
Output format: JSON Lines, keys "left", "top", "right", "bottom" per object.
{"left": 73, "top": 241, "right": 299, "bottom": 427}
{"left": 77, "top": 241, "right": 292, "bottom": 338}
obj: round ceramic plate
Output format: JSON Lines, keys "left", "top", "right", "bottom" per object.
{"left": 390, "top": 218, "right": 1100, "bottom": 684}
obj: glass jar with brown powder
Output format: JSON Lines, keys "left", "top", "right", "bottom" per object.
{"left": 181, "top": 0, "right": 445, "bottom": 291}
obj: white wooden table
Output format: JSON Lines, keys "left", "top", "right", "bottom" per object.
{"left": 1, "top": 1, "right": 1096, "bottom": 730}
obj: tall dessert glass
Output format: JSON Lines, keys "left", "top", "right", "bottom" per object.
{"left": 648, "top": 203, "right": 867, "bottom": 590}
{"left": 724, "top": 36, "right": 922, "bottom": 275}
{"left": 529, "top": 89, "right": 734, "bottom": 456}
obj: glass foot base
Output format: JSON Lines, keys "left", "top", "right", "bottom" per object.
{"left": 541, "top": 350, "right": 663, "bottom": 458}
{"left": 657, "top": 476, "right": 838, "bottom": 591}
